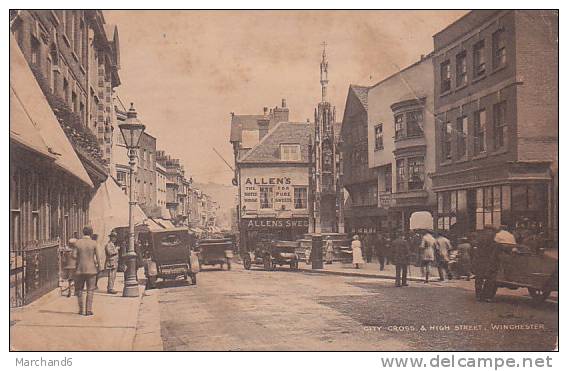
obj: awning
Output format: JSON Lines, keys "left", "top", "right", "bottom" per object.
{"left": 89, "top": 176, "right": 148, "bottom": 265}
{"left": 10, "top": 34, "right": 93, "bottom": 188}
{"left": 10, "top": 89, "right": 55, "bottom": 159}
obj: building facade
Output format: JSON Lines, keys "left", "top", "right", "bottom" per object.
{"left": 341, "top": 54, "right": 436, "bottom": 235}
{"left": 232, "top": 118, "right": 312, "bottom": 251}
{"left": 431, "top": 10, "right": 558, "bottom": 238}
{"left": 9, "top": 9, "right": 118, "bottom": 306}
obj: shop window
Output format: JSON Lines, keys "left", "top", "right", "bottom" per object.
{"left": 456, "top": 51, "right": 468, "bottom": 87}
{"left": 374, "top": 124, "right": 383, "bottom": 150}
{"left": 456, "top": 116, "right": 468, "bottom": 159}
{"left": 294, "top": 187, "right": 307, "bottom": 209}
{"left": 473, "top": 109, "right": 486, "bottom": 154}
{"left": 493, "top": 29, "right": 506, "bottom": 69}
{"left": 440, "top": 60, "right": 451, "bottom": 93}
{"left": 437, "top": 191, "right": 458, "bottom": 231}
{"left": 473, "top": 40, "right": 486, "bottom": 77}
{"left": 494, "top": 101, "right": 507, "bottom": 150}
{"left": 259, "top": 186, "right": 273, "bottom": 209}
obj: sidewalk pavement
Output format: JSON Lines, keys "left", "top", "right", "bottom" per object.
{"left": 10, "top": 270, "right": 146, "bottom": 351}
{"left": 298, "top": 260, "right": 446, "bottom": 282}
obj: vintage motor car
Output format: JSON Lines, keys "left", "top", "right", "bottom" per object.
{"left": 472, "top": 240, "right": 558, "bottom": 303}
{"left": 139, "top": 227, "right": 198, "bottom": 289}
{"left": 196, "top": 238, "right": 234, "bottom": 270}
{"left": 242, "top": 240, "right": 299, "bottom": 270}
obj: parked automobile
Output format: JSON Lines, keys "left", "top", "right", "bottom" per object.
{"left": 139, "top": 227, "right": 198, "bottom": 289}
{"left": 242, "top": 240, "right": 299, "bottom": 271}
{"left": 197, "top": 238, "right": 234, "bottom": 270}
{"left": 472, "top": 242, "right": 558, "bottom": 303}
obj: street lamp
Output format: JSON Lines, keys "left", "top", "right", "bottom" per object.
{"left": 119, "top": 102, "right": 145, "bottom": 297}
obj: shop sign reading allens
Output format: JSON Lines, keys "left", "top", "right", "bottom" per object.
{"left": 243, "top": 177, "right": 294, "bottom": 207}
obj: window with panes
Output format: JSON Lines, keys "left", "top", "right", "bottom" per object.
{"left": 294, "top": 187, "right": 308, "bottom": 209}
{"left": 406, "top": 110, "right": 424, "bottom": 137}
{"left": 473, "top": 40, "right": 486, "bottom": 77}
{"left": 442, "top": 122, "right": 452, "bottom": 161}
{"left": 494, "top": 101, "right": 507, "bottom": 150}
{"left": 374, "top": 124, "right": 383, "bottom": 150}
{"left": 408, "top": 157, "right": 425, "bottom": 190}
{"left": 456, "top": 116, "right": 468, "bottom": 159}
{"left": 473, "top": 109, "right": 486, "bottom": 154}
{"left": 456, "top": 51, "right": 467, "bottom": 87}
{"left": 440, "top": 60, "right": 451, "bottom": 93}
{"left": 493, "top": 29, "right": 506, "bottom": 68}
{"left": 396, "top": 159, "right": 406, "bottom": 192}
{"left": 259, "top": 186, "right": 274, "bottom": 209}
{"left": 394, "top": 114, "right": 404, "bottom": 140}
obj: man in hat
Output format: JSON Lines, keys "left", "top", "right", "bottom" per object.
{"left": 74, "top": 225, "right": 99, "bottom": 315}
{"left": 105, "top": 230, "right": 120, "bottom": 294}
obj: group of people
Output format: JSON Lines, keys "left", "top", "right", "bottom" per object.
{"left": 62, "top": 226, "right": 122, "bottom": 316}
{"left": 347, "top": 229, "right": 475, "bottom": 287}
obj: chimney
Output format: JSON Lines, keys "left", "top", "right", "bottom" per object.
{"left": 257, "top": 107, "right": 270, "bottom": 141}
{"left": 273, "top": 98, "right": 289, "bottom": 124}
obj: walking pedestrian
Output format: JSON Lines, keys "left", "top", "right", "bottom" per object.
{"left": 435, "top": 232, "right": 452, "bottom": 281}
{"left": 325, "top": 237, "right": 334, "bottom": 264}
{"left": 351, "top": 235, "right": 364, "bottom": 269}
{"left": 456, "top": 236, "right": 472, "bottom": 280}
{"left": 62, "top": 232, "right": 79, "bottom": 297}
{"left": 73, "top": 225, "right": 100, "bottom": 316}
{"left": 419, "top": 230, "right": 436, "bottom": 283}
{"left": 105, "top": 231, "right": 120, "bottom": 294}
{"left": 375, "top": 233, "right": 387, "bottom": 271}
{"left": 364, "top": 233, "right": 374, "bottom": 263}
{"left": 472, "top": 225, "right": 499, "bottom": 302}
{"left": 391, "top": 232, "right": 410, "bottom": 287}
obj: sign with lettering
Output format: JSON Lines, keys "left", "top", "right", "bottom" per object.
{"left": 240, "top": 167, "right": 309, "bottom": 213}
{"left": 243, "top": 218, "right": 310, "bottom": 230}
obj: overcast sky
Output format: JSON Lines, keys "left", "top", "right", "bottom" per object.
{"left": 104, "top": 10, "right": 467, "bottom": 185}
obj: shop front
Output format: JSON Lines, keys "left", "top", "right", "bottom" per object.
{"left": 433, "top": 162, "right": 553, "bottom": 238}
{"left": 240, "top": 217, "right": 309, "bottom": 252}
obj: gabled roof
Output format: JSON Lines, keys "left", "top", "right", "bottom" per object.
{"left": 238, "top": 121, "right": 313, "bottom": 164}
{"left": 350, "top": 84, "right": 369, "bottom": 111}
{"left": 230, "top": 113, "right": 283, "bottom": 143}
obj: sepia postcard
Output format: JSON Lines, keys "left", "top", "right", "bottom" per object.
{"left": 8, "top": 9, "right": 558, "bottom": 355}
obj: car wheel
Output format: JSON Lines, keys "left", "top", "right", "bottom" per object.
{"left": 263, "top": 257, "right": 272, "bottom": 271}
{"left": 528, "top": 288, "right": 551, "bottom": 303}
{"left": 243, "top": 256, "right": 252, "bottom": 270}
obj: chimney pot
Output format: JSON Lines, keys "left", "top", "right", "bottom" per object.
{"left": 282, "top": 98, "right": 286, "bottom": 108}
{"left": 263, "top": 107, "right": 268, "bottom": 116}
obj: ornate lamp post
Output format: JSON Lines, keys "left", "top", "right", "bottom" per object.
{"left": 119, "top": 103, "right": 145, "bottom": 297}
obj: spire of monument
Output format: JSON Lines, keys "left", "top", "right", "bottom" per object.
{"left": 320, "top": 41, "right": 328, "bottom": 102}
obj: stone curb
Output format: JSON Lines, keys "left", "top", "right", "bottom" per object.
{"left": 297, "top": 267, "right": 427, "bottom": 282}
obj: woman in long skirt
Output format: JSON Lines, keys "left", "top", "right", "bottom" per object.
{"left": 351, "top": 235, "right": 365, "bottom": 269}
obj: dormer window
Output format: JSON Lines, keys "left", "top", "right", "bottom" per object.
{"left": 280, "top": 144, "right": 300, "bottom": 161}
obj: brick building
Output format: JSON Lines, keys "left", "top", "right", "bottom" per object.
{"left": 431, "top": 10, "right": 558, "bottom": 237}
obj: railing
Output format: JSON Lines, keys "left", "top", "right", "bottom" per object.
{"left": 10, "top": 239, "right": 60, "bottom": 308}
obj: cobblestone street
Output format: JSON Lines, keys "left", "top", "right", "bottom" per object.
{"left": 142, "top": 264, "right": 558, "bottom": 351}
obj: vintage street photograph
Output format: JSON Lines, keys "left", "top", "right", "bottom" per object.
{"left": 9, "top": 9, "right": 558, "bottom": 352}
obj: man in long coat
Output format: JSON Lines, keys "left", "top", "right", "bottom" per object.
{"left": 105, "top": 231, "right": 120, "bottom": 294}
{"left": 391, "top": 232, "right": 411, "bottom": 287}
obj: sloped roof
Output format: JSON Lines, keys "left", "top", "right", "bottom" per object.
{"left": 230, "top": 114, "right": 283, "bottom": 143}
{"left": 238, "top": 121, "right": 313, "bottom": 164}
{"left": 10, "top": 34, "right": 94, "bottom": 188}
{"left": 350, "top": 85, "right": 369, "bottom": 111}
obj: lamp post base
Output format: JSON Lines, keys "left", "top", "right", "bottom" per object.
{"left": 122, "top": 253, "right": 139, "bottom": 297}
